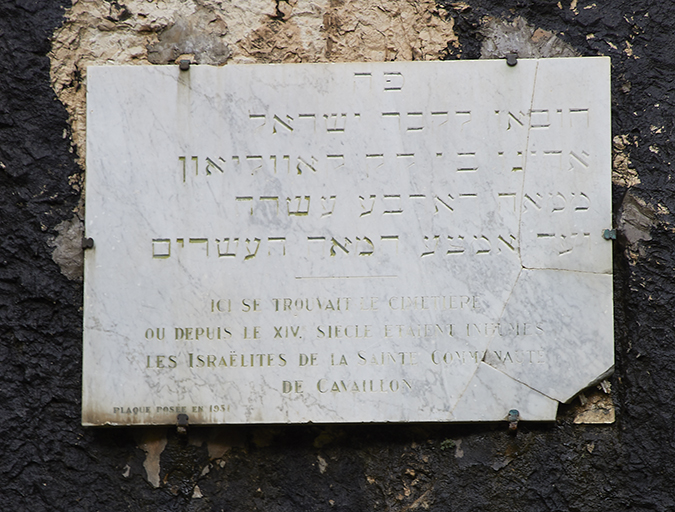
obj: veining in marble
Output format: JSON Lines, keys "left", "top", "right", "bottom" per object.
{"left": 83, "top": 58, "right": 612, "bottom": 425}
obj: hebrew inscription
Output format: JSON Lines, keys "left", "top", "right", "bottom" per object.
{"left": 83, "top": 59, "right": 613, "bottom": 426}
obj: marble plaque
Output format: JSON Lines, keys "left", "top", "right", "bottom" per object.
{"left": 83, "top": 58, "right": 613, "bottom": 426}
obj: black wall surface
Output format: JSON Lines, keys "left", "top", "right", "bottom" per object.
{"left": 1, "top": 0, "right": 674, "bottom": 510}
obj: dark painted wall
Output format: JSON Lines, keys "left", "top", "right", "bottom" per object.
{"left": 1, "top": 0, "right": 673, "bottom": 510}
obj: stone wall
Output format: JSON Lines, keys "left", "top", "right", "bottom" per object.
{"left": 2, "top": 0, "right": 673, "bottom": 509}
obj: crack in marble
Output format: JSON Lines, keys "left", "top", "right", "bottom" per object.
{"left": 451, "top": 362, "right": 558, "bottom": 421}
{"left": 515, "top": 60, "right": 539, "bottom": 269}
{"left": 450, "top": 263, "right": 524, "bottom": 409}
{"left": 449, "top": 268, "right": 523, "bottom": 415}
{"left": 521, "top": 265, "right": 612, "bottom": 275}
{"left": 481, "top": 359, "right": 558, "bottom": 403}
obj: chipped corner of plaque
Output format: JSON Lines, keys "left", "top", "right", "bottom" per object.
{"left": 561, "top": 376, "right": 615, "bottom": 425}
{"left": 452, "top": 362, "right": 559, "bottom": 422}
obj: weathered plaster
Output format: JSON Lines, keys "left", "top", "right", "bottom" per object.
{"left": 49, "top": 0, "right": 456, "bottom": 167}
{"left": 48, "top": 214, "right": 84, "bottom": 280}
{"left": 480, "top": 16, "right": 577, "bottom": 59}
{"left": 618, "top": 191, "right": 658, "bottom": 263}
{"left": 136, "top": 428, "right": 169, "bottom": 488}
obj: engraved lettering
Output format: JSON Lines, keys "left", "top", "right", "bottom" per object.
{"left": 248, "top": 113, "right": 266, "bottom": 130}
{"left": 406, "top": 112, "right": 423, "bottom": 131}
{"left": 244, "top": 238, "right": 261, "bottom": 260}
{"left": 498, "top": 193, "right": 517, "bottom": 212}
{"left": 431, "top": 111, "right": 449, "bottom": 129}
{"left": 321, "top": 196, "right": 337, "bottom": 217}
{"left": 259, "top": 196, "right": 279, "bottom": 215}
{"left": 524, "top": 193, "right": 543, "bottom": 211}
{"left": 365, "top": 153, "right": 384, "bottom": 171}
{"left": 421, "top": 235, "right": 439, "bottom": 257}
{"left": 326, "top": 154, "right": 345, "bottom": 169}
{"left": 298, "top": 113, "right": 316, "bottom": 131}
{"left": 179, "top": 155, "right": 198, "bottom": 182}
{"left": 382, "top": 112, "right": 400, "bottom": 121}
{"left": 530, "top": 109, "right": 550, "bottom": 128}
{"left": 246, "top": 155, "right": 263, "bottom": 174}
{"left": 236, "top": 196, "right": 254, "bottom": 215}
{"left": 505, "top": 110, "right": 526, "bottom": 131}
{"left": 189, "top": 238, "right": 208, "bottom": 256}
{"left": 446, "top": 235, "right": 465, "bottom": 255}
{"left": 152, "top": 238, "right": 171, "bottom": 258}
{"left": 359, "top": 195, "right": 376, "bottom": 216}
{"left": 434, "top": 194, "right": 454, "bottom": 214}
{"left": 272, "top": 114, "right": 293, "bottom": 133}
{"left": 457, "top": 152, "right": 477, "bottom": 172}
{"left": 270, "top": 154, "right": 290, "bottom": 174}
{"left": 324, "top": 113, "right": 347, "bottom": 133}
{"left": 569, "top": 108, "right": 589, "bottom": 127}
{"left": 380, "top": 235, "right": 399, "bottom": 253}
{"left": 497, "top": 234, "right": 517, "bottom": 252}
{"left": 569, "top": 150, "right": 590, "bottom": 171}
{"left": 473, "top": 235, "right": 491, "bottom": 255}
{"left": 383, "top": 71, "right": 404, "bottom": 91}
{"left": 296, "top": 156, "right": 318, "bottom": 175}
{"left": 396, "top": 153, "right": 415, "bottom": 168}
{"left": 498, "top": 150, "right": 524, "bottom": 172}
{"left": 287, "top": 195, "right": 310, "bottom": 216}
{"left": 330, "top": 237, "right": 352, "bottom": 256}
{"left": 543, "top": 150, "right": 563, "bottom": 169}
{"left": 216, "top": 238, "right": 238, "bottom": 257}
{"left": 551, "top": 192, "right": 566, "bottom": 213}
{"left": 356, "top": 236, "right": 374, "bottom": 256}
{"left": 353, "top": 72, "right": 372, "bottom": 88}
{"left": 307, "top": 236, "right": 325, "bottom": 255}
{"left": 267, "top": 237, "right": 286, "bottom": 256}
{"left": 383, "top": 195, "right": 403, "bottom": 214}
{"left": 574, "top": 192, "right": 590, "bottom": 211}
{"left": 205, "top": 156, "right": 225, "bottom": 175}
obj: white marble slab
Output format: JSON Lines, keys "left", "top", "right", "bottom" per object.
{"left": 83, "top": 58, "right": 613, "bottom": 425}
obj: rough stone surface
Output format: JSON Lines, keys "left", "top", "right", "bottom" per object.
{"left": 479, "top": 16, "right": 578, "bottom": 59}
{"left": 3, "top": 0, "right": 675, "bottom": 509}
{"left": 48, "top": 214, "right": 84, "bottom": 280}
{"left": 147, "top": 8, "right": 231, "bottom": 65}
{"left": 572, "top": 382, "right": 615, "bottom": 424}
{"left": 613, "top": 134, "right": 640, "bottom": 187}
{"left": 50, "top": 0, "right": 456, "bottom": 166}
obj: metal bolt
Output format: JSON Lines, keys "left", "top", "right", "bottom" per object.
{"left": 177, "top": 413, "right": 189, "bottom": 435}
{"left": 82, "top": 237, "right": 94, "bottom": 249}
{"left": 506, "top": 53, "right": 518, "bottom": 67}
{"left": 603, "top": 229, "right": 616, "bottom": 240}
{"left": 179, "top": 59, "right": 190, "bottom": 71}
{"left": 508, "top": 409, "right": 520, "bottom": 432}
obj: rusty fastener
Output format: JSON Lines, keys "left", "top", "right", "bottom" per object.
{"left": 177, "top": 413, "right": 189, "bottom": 435}
{"left": 603, "top": 229, "right": 616, "bottom": 240}
{"left": 508, "top": 409, "right": 520, "bottom": 432}
{"left": 179, "top": 59, "right": 190, "bottom": 71}
{"left": 506, "top": 53, "right": 518, "bottom": 66}
{"left": 82, "top": 237, "right": 94, "bottom": 249}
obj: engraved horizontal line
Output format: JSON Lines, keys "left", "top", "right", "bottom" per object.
{"left": 295, "top": 275, "right": 398, "bottom": 280}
